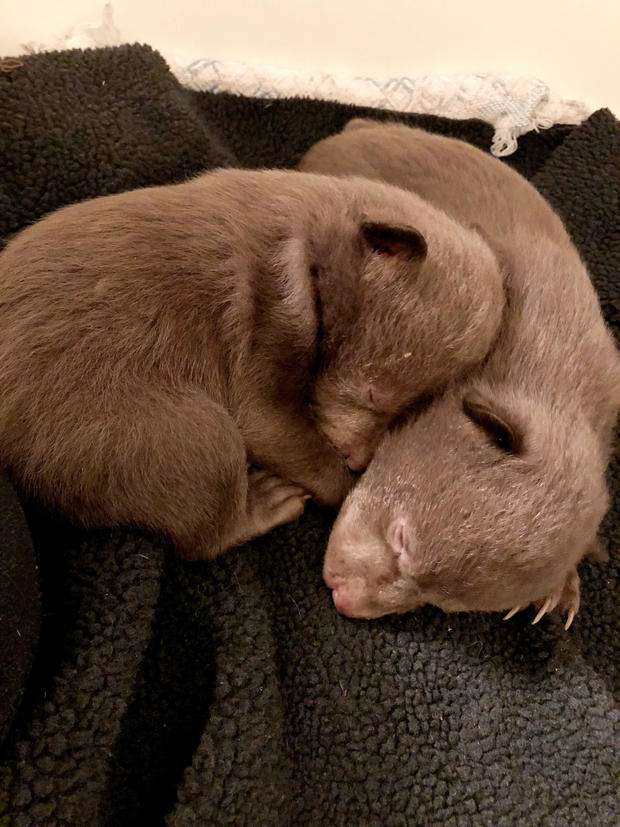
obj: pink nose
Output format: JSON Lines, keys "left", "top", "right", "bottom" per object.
{"left": 331, "top": 585, "right": 355, "bottom": 617}
{"left": 323, "top": 568, "right": 345, "bottom": 590}
{"left": 345, "top": 442, "right": 375, "bottom": 472}
{"left": 346, "top": 454, "right": 367, "bottom": 472}
{"left": 323, "top": 570, "right": 353, "bottom": 615}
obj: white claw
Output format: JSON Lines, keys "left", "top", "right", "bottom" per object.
{"left": 564, "top": 609, "right": 576, "bottom": 630}
{"left": 503, "top": 606, "right": 521, "bottom": 620}
{"left": 531, "top": 597, "right": 553, "bottom": 625}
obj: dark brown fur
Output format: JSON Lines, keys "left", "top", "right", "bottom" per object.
{"left": 0, "top": 167, "right": 503, "bottom": 559}
{"left": 300, "top": 121, "right": 620, "bottom": 622}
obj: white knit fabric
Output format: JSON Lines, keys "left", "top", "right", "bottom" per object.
{"left": 171, "top": 59, "right": 591, "bottom": 157}
{"left": 22, "top": 3, "right": 592, "bottom": 158}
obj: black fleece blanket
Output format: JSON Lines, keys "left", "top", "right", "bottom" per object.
{"left": 0, "top": 45, "right": 617, "bottom": 826}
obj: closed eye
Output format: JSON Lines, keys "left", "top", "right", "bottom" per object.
{"left": 309, "top": 264, "right": 324, "bottom": 376}
{"left": 361, "top": 384, "right": 377, "bottom": 410}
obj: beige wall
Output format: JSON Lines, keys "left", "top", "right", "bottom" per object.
{"left": 1, "top": 0, "right": 618, "bottom": 115}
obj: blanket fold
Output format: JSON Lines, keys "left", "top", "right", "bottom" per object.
{"left": 0, "top": 44, "right": 617, "bottom": 826}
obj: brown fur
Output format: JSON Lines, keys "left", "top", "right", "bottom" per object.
{"left": 0, "top": 167, "right": 503, "bottom": 559}
{"left": 300, "top": 121, "right": 620, "bottom": 621}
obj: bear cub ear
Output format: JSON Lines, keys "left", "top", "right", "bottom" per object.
{"left": 361, "top": 222, "right": 427, "bottom": 262}
{"left": 462, "top": 389, "right": 525, "bottom": 456}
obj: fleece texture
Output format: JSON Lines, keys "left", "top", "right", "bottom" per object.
{"left": 0, "top": 44, "right": 617, "bottom": 826}
{"left": 0, "top": 475, "right": 39, "bottom": 747}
